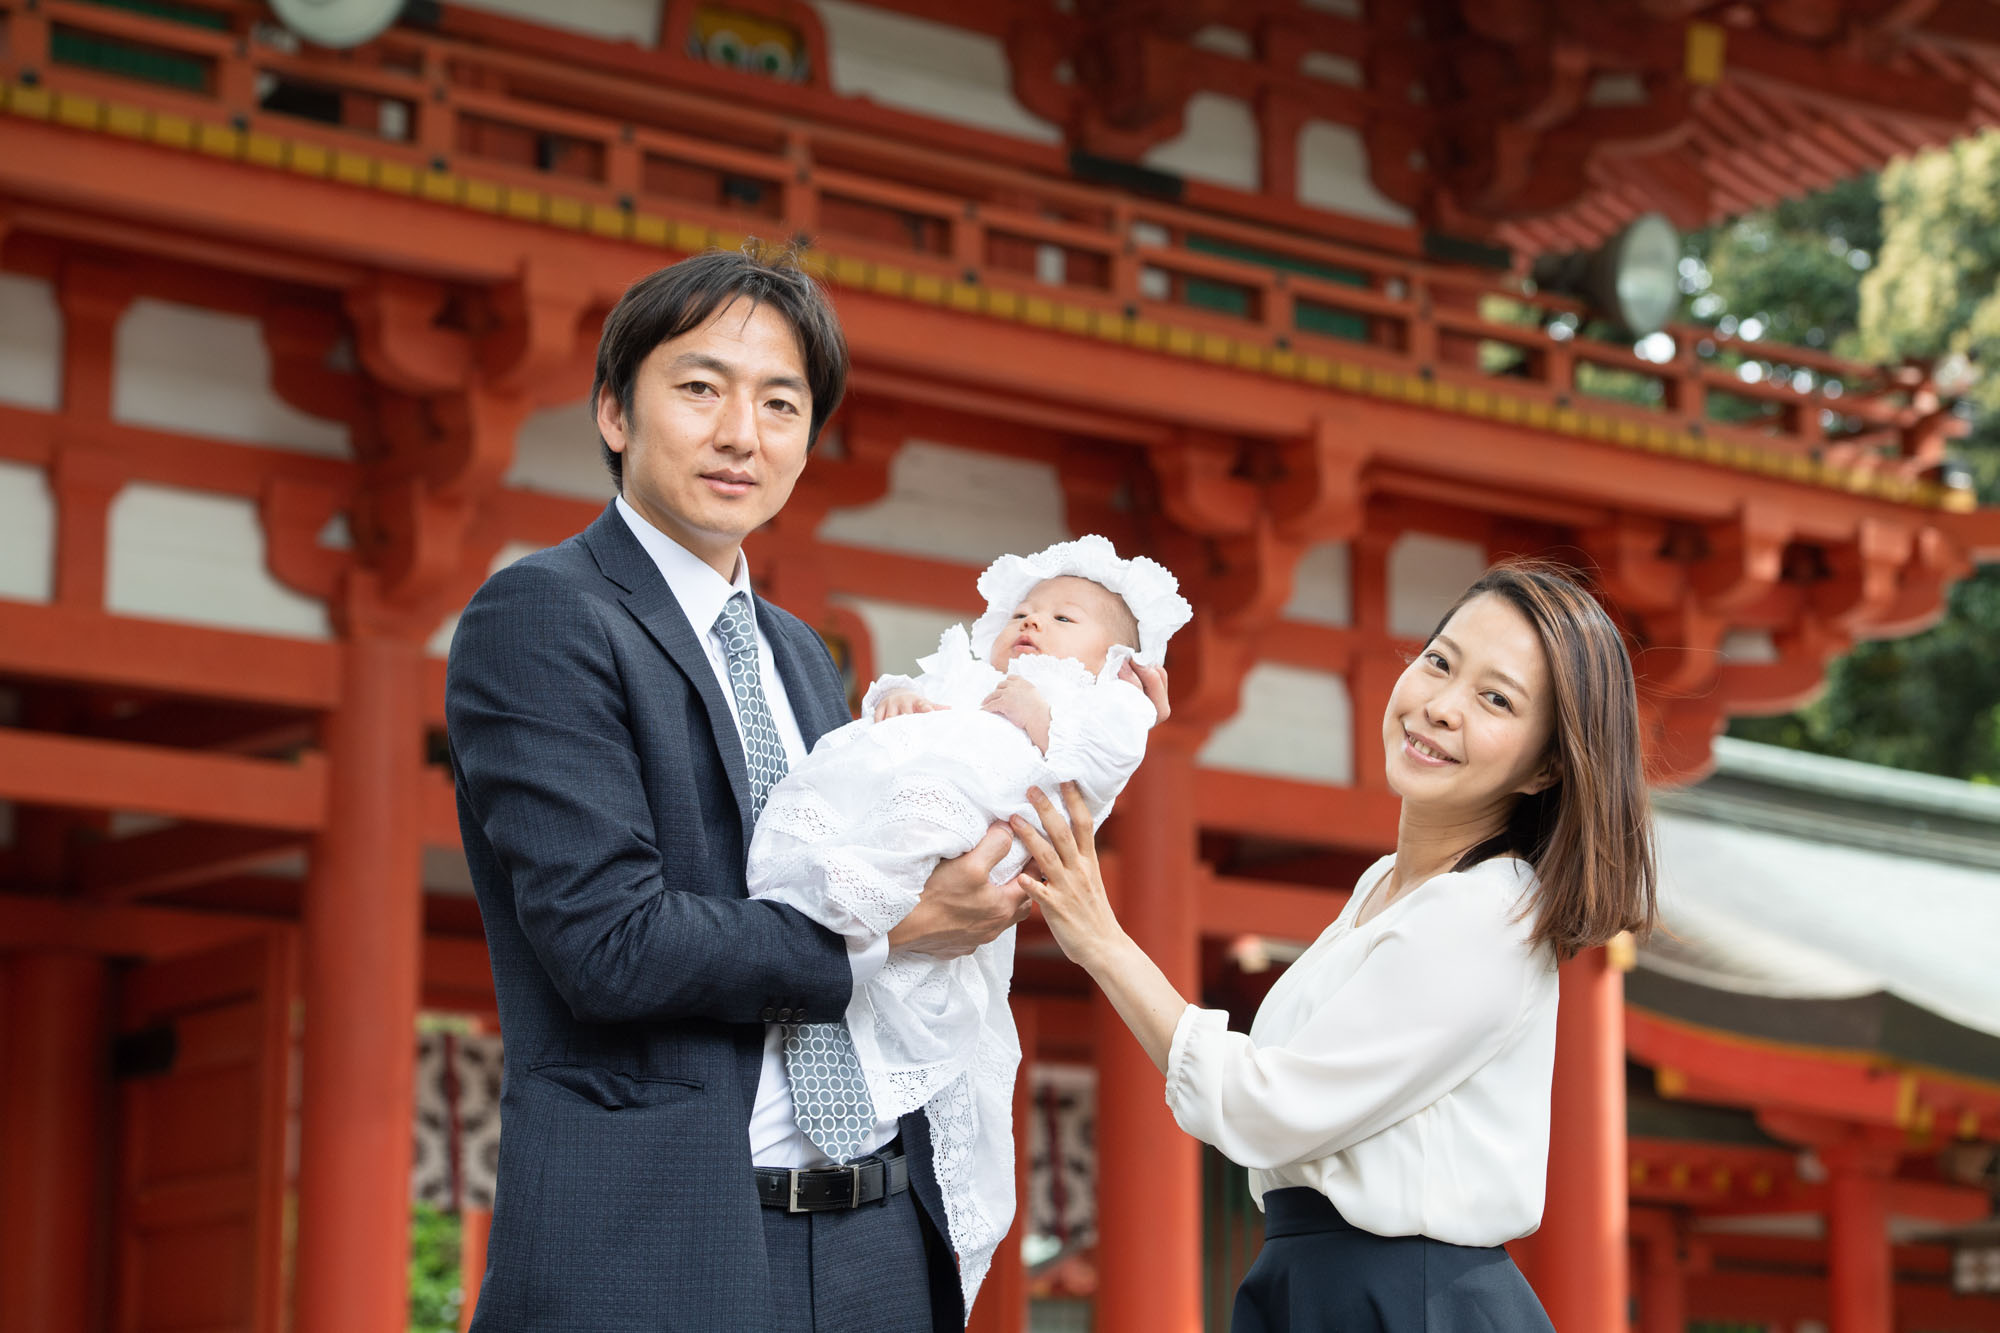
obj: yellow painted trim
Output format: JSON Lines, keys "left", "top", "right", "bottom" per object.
{"left": 1686, "top": 22, "right": 1727, "bottom": 86}
{"left": 1, "top": 78, "right": 1973, "bottom": 514}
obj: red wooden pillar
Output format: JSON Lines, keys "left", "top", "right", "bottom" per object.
{"left": 1094, "top": 733, "right": 1202, "bottom": 1333}
{"left": 1631, "top": 1208, "right": 1687, "bottom": 1333}
{"left": 0, "top": 950, "right": 109, "bottom": 1333}
{"left": 1825, "top": 1147, "right": 1893, "bottom": 1333}
{"left": 1538, "top": 946, "right": 1629, "bottom": 1331}
{"left": 294, "top": 627, "right": 425, "bottom": 1333}
{"left": 459, "top": 1207, "right": 492, "bottom": 1333}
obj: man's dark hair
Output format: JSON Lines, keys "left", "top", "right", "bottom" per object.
{"left": 591, "top": 244, "right": 850, "bottom": 489}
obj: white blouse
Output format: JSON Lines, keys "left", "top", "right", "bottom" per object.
{"left": 1165, "top": 854, "right": 1559, "bottom": 1248}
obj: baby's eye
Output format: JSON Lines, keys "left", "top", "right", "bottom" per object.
{"left": 1055, "top": 615, "right": 1073, "bottom": 623}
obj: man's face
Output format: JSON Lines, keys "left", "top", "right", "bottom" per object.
{"left": 596, "top": 298, "right": 813, "bottom": 579}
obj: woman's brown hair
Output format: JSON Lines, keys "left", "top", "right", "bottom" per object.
{"left": 1433, "top": 560, "right": 1658, "bottom": 960}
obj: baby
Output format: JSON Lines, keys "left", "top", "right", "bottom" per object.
{"left": 747, "top": 534, "right": 1190, "bottom": 1309}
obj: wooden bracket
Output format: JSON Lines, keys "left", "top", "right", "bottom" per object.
{"left": 478, "top": 261, "right": 596, "bottom": 403}
{"left": 1581, "top": 518, "right": 1684, "bottom": 614}
{"left": 260, "top": 478, "right": 352, "bottom": 604}
{"left": 1692, "top": 502, "right": 1792, "bottom": 615}
{"left": 1810, "top": 517, "right": 1918, "bottom": 636}
{"left": 1714, "top": 614, "right": 1849, "bottom": 718}
{"left": 263, "top": 302, "right": 368, "bottom": 431}
{"left": 345, "top": 275, "right": 472, "bottom": 397}
{"left": 1270, "top": 418, "right": 1367, "bottom": 544}
{"left": 1152, "top": 430, "right": 1261, "bottom": 537}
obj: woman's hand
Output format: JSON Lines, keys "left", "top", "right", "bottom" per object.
{"left": 1012, "top": 782, "right": 1187, "bottom": 1074}
{"left": 1011, "top": 783, "right": 1126, "bottom": 970}
{"left": 982, "top": 677, "right": 1051, "bottom": 752}
{"left": 1120, "top": 661, "right": 1170, "bottom": 724}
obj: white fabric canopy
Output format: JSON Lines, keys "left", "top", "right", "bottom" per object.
{"left": 1645, "top": 811, "right": 2000, "bottom": 1040}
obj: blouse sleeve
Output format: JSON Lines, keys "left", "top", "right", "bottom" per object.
{"left": 1163, "top": 871, "right": 1545, "bottom": 1170}
{"left": 1040, "top": 677, "right": 1155, "bottom": 812}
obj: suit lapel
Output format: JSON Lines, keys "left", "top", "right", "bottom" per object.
{"left": 761, "top": 600, "right": 848, "bottom": 751}
{"left": 582, "top": 506, "right": 755, "bottom": 840}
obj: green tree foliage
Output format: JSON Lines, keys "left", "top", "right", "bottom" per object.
{"left": 409, "top": 1204, "right": 464, "bottom": 1333}
{"left": 1686, "top": 139, "right": 2000, "bottom": 782}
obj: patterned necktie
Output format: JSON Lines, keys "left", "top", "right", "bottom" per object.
{"left": 714, "top": 592, "right": 876, "bottom": 1163}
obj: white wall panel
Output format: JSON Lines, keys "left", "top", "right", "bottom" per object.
{"left": 1387, "top": 533, "right": 1485, "bottom": 638}
{"left": 1142, "top": 93, "right": 1259, "bottom": 191}
{"left": 1298, "top": 121, "right": 1414, "bottom": 226}
{"left": 1283, "top": 541, "right": 1350, "bottom": 626}
{"left": 448, "top": 0, "right": 659, "bottom": 44}
{"left": 1721, "top": 628, "right": 1778, "bottom": 663}
{"left": 0, "top": 462, "right": 55, "bottom": 603}
{"left": 1199, "top": 663, "right": 1354, "bottom": 783}
{"left": 0, "top": 273, "right": 61, "bottom": 410}
{"left": 813, "top": 1, "right": 1060, "bottom": 143}
{"left": 114, "top": 300, "right": 349, "bottom": 457}
{"left": 107, "top": 484, "right": 331, "bottom": 638}
{"left": 830, "top": 594, "right": 965, "bottom": 681}
{"left": 506, "top": 397, "right": 612, "bottom": 501}
{"left": 818, "top": 440, "right": 1070, "bottom": 566}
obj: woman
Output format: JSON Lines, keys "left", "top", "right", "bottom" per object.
{"left": 1013, "top": 561, "right": 1657, "bottom": 1331}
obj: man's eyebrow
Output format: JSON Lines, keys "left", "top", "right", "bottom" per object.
{"left": 664, "top": 352, "right": 809, "bottom": 396}
{"left": 666, "top": 351, "right": 734, "bottom": 378}
{"left": 1434, "top": 634, "right": 1531, "bottom": 699}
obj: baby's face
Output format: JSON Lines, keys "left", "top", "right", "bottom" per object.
{"left": 989, "top": 576, "right": 1127, "bottom": 674}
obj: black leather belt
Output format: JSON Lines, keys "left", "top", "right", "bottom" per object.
{"left": 755, "top": 1143, "right": 909, "bottom": 1213}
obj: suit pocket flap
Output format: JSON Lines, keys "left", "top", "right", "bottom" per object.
{"left": 527, "top": 1062, "right": 702, "bottom": 1110}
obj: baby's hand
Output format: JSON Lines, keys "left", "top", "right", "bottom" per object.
{"left": 874, "top": 689, "right": 942, "bottom": 723}
{"left": 982, "top": 677, "right": 1051, "bottom": 753}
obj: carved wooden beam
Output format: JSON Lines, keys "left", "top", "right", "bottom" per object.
{"left": 1723, "top": 23, "right": 1975, "bottom": 129}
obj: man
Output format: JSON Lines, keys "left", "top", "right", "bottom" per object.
{"left": 447, "top": 248, "right": 1059, "bottom": 1330}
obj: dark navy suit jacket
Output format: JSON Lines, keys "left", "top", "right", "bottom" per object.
{"left": 447, "top": 503, "right": 962, "bottom": 1331}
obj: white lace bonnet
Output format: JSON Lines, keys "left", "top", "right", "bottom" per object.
{"left": 967, "top": 534, "right": 1193, "bottom": 669}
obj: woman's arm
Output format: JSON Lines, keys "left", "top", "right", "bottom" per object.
{"left": 1017, "top": 782, "right": 1542, "bottom": 1170}
{"left": 1012, "top": 783, "right": 1189, "bottom": 1071}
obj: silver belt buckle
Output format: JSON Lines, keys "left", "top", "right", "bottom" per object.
{"left": 786, "top": 1168, "right": 807, "bottom": 1214}
{"left": 848, "top": 1162, "right": 864, "bottom": 1210}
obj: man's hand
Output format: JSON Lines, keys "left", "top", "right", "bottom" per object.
{"left": 887, "top": 824, "right": 1032, "bottom": 958}
{"left": 981, "top": 677, "right": 1051, "bottom": 752}
{"left": 873, "top": 688, "right": 942, "bottom": 723}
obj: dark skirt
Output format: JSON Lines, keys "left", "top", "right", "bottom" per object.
{"left": 1231, "top": 1189, "right": 1556, "bottom": 1333}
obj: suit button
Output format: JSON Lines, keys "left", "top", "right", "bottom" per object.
{"left": 777, "top": 1008, "right": 794, "bottom": 1022}
{"left": 794, "top": 1009, "right": 807, "bottom": 1022}
{"left": 761, "top": 1007, "right": 777, "bottom": 1022}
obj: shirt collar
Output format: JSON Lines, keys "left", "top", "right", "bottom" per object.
{"left": 615, "top": 494, "right": 754, "bottom": 639}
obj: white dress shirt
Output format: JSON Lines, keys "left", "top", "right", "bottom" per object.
{"left": 614, "top": 497, "right": 895, "bottom": 1167}
{"left": 1165, "top": 853, "right": 1559, "bottom": 1247}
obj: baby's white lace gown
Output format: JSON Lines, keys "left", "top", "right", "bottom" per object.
{"left": 747, "top": 626, "right": 1154, "bottom": 1313}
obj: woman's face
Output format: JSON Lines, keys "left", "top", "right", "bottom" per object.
{"left": 1381, "top": 592, "right": 1559, "bottom": 814}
